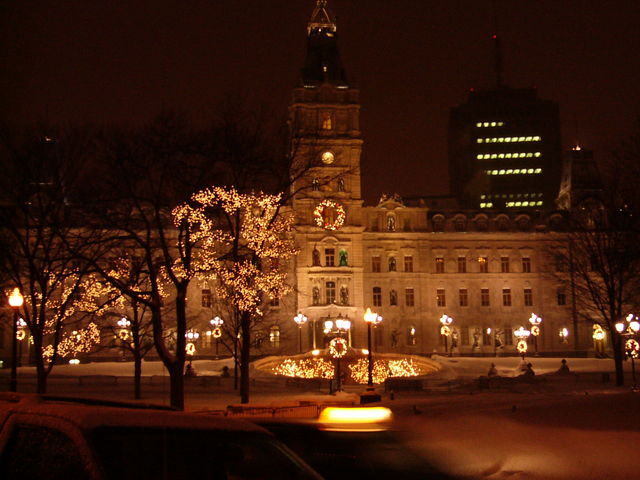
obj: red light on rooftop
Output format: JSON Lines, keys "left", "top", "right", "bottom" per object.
{"left": 492, "top": 34, "right": 497, "bottom": 39}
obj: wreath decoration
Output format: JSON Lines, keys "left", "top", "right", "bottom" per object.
{"left": 185, "top": 342, "right": 196, "bottom": 356}
{"left": 625, "top": 339, "right": 639, "bottom": 358}
{"left": 329, "top": 337, "right": 349, "bottom": 358}
{"left": 314, "top": 199, "right": 346, "bottom": 230}
{"left": 212, "top": 327, "right": 222, "bottom": 339}
{"left": 516, "top": 339, "right": 528, "bottom": 354}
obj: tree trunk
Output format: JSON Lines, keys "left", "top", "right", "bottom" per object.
{"left": 168, "top": 363, "right": 184, "bottom": 410}
{"left": 612, "top": 333, "right": 625, "bottom": 386}
{"left": 133, "top": 350, "right": 142, "bottom": 400}
{"left": 33, "top": 336, "right": 48, "bottom": 394}
{"left": 240, "top": 311, "right": 251, "bottom": 404}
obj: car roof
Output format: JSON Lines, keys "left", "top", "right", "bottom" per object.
{"left": 0, "top": 393, "right": 267, "bottom": 433}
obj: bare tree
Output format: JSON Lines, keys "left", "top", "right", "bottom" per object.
{"left": 551, "top": 127, "right": 640, "bottom": 386}
{"left": 0, "top": 126, "right": 109, "bottom": 393}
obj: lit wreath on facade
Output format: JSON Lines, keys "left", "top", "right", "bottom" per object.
{"left": 329, "top": 337, "right": 349, "bottom": 358}
{"left": 314, "top": 199, "right": 346, "bottom": 230}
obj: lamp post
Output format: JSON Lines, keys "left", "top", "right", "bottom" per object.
{"left": 514, "top": 326, "right": 531, "bottom": 361}
{"left": 615, "top": 314, "right": 640, "bottom": 390}
{"left": 439, "top": 314, "right": 453, "bottom": 356}
{"left": 185, "top": 330, "right": 200, "bottom": 372}
{"left": 16, "top": 317, "right": 27, "bottom": 366}
{"left": 558, "top": 327, "right": 569, "bottom": 345}
{"left": 293, "top": 312, "right": 308, "bottom": 354}
{"left": 116, "top": 316, "right": 131, "bottom": 360}
{"left": 8, "top": 288, "right": 24, "bottom": 392}
{"left": 210, "top": 316, "right": 224, "bottom": 358}
{"left": 363, "top": 307, "right": 383, "bottom": 387}
{"left": 528, "top": 313, "right": 542, "bottom": 355}
{"left": 327, "top": 315, "right": 351, "bottom": 392}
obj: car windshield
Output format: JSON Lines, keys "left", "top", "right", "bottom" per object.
{"left": 260, "top": 423, "right": 450, "bottom": 480}
{"left": 91, "top": 427, "right": 321, "bottom": 480}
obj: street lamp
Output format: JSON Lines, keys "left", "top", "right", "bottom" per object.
{"left": 528, "top": 313, "right": 542, "bottom": 355}
{"left": 363, "top": 307, "right": 383, "bottom": 387}
{"left": 116, "top": 317, "right": 131, "bottom": 360}
{"left": 615, "top": 314, "right": 640, "bottom": 390}
{"left": 293, "top": 312, "right": 308, "bottom": 354}
{"left": 8, "top": 288, "right": 24, "bottom": 392}
{"left": 210, "top": 316, "right": 224, "bottom": 358}
{"left": 514, "top": 326, "right": 531, "bottom": 361}
{"left": 185, "top": 330, "right": 200, "bottom": 370}
{"left": 558, "top": 327, "right": 569, "bottom": 345}
{"left": 439, "top": 314, "right": 453, "bottom": 356}
{"left": 326, "top": 315, "right": 351, "bottom": 392}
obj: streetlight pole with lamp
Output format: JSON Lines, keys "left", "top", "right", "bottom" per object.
{"left": 185, "top": 330, "right": 200, "bottom": 375}
{"left": 293, "top": 312, "right": 308, "bottom": 354}
{"left": 514, "top": 326, "right": 531, "bottom": 362}
{"left": 210, "top": 316, "right": 224, "bottom": 358}
{"left": 528, "top": 313, "right": 542, "bottom": 355}
{"left": 8, "top": 288, "right": 24, "bottom": 392}
{"left": 363, "top": 307, "right": 383, "bottom": 388}
{"left": 615, "top": 314, "right": 640, "bottom": 390}
{"left": 439, "top": 314, "right": 453, "bottom": 356}
{"left": 326, "top": 315, "right": 351, "bottom": 392}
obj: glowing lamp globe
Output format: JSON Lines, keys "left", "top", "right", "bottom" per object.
{"left": 8, "top": 288, "right": 23, "bottom": 308}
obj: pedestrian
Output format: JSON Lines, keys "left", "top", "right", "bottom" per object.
{"left": 557, "top": 359, "right": 571, "bottom": 375}
{"left": 487, "top": 363, "right": 498, "bottom": 377}
{"left": 523, "top": 363, "right": 535, "bottom": 376}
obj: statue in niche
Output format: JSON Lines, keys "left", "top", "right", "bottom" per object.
{"left": 312, "top": 287, "right": 320, "bottom": 305}
{"left": 387, "top": 215, "right": 396, "bottom": 232}
{"left": 337, "top": 177, "right": 345, "bottom": 192}
{"left": 340, "top": 286, "right": 349, "bottom": 305}
{"left": 312, "top": 246, "right": 321, "bottom": 266}
{"left": 391, "top": 329, "right": 400, "bottom": 348}
{"left": 388, "top": 257, "right": 397, "bottom": 272}
{"left": 390, "top": 290, "right": 397, "bottom": 305}
{"left": 339, "top": 249, "right": 348, "bottom": 266}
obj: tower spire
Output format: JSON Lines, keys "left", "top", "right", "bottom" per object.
{"left": 301, "top": 0, "right": 347, "bottom": 87}
{"left": 308, "top": 1, "right": 336, "bottom": 35}
{"left": 491, "top": 0, "right": 503, "bottom": 88}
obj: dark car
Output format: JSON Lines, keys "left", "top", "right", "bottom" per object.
{"left": 253, "top": 407, "right": 453, "bottom": 480}
{"left": 0, "top": 393, "right": 322, "bottom": 480}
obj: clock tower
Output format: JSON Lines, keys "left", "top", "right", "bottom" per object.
{"left": 290, "top": 0, "right": 365, "bottom": 349}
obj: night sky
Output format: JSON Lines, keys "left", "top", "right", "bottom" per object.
{"left": 2, "top": 1, "right": 639, "bottom": 204}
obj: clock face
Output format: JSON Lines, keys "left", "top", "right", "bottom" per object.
{"left": 321, "top": 151, "right": 335, "bottom": 165}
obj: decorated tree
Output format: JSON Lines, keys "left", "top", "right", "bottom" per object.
{"left": 173, "top": 186, "right": 297, "bottom": 403}
{"left": 0, "top": 127, "right": 110, "bottom": 393}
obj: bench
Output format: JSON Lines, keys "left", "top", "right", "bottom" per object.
{"left": 384, "top": 377, "right": 423, "bottom": 392}
{"left": 78, "top": 375, "right": 118, "bottom": 386}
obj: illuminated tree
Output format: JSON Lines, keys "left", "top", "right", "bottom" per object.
{"left": 0, "top": 127, "right": 111, "bottom": 393}
{"left": 173, "top": 186, "right": 297, "bottom": 403}
{"left": 100, "top": 254, "right": 159, "bottom": 399}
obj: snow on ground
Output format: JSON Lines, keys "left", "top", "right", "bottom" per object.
{"left": 10, "top": 355, "right": 639, "bottom": 480}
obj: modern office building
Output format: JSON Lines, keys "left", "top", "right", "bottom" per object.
{"left": 448, "top": 86, "right": 563, "bottom": 211}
